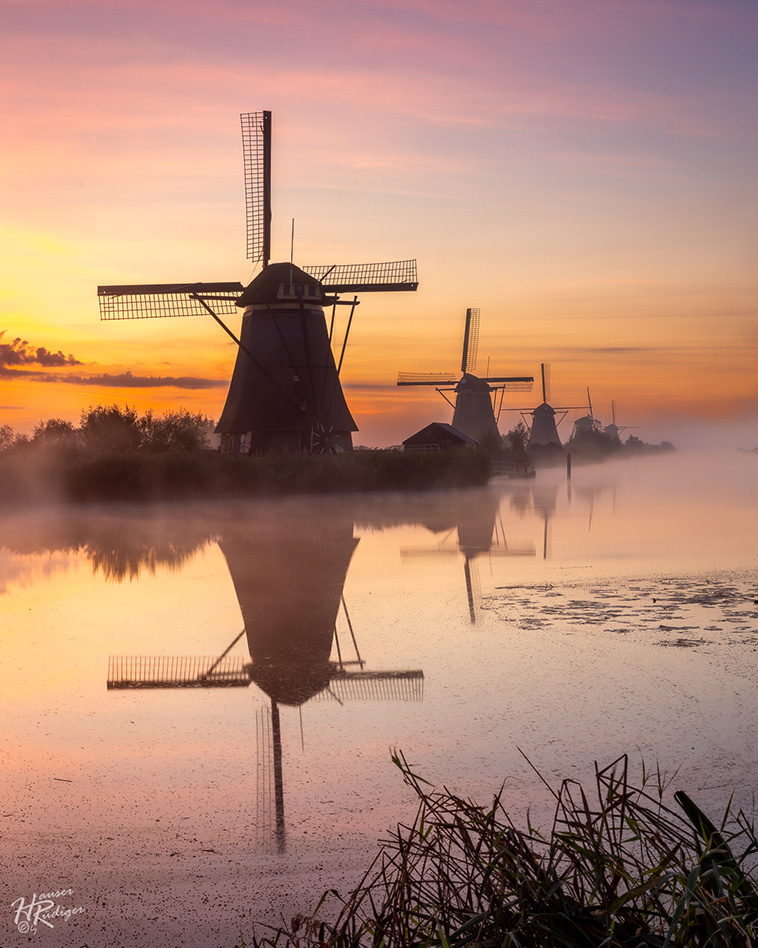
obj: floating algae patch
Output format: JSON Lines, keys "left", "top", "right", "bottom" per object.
{"left": 486, "top": 572, "right": 757, "bottom": 665}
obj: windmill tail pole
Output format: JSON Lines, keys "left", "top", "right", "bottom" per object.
{"left": 191, "top": 294, "right": 255, "bottom": 362}
{"left": 337, "top": 297, "right": 359, "bottom": 376}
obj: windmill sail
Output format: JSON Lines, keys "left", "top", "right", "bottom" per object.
{"left": 95, "top": 109, "right": 418, "bottom": 453}
{"left": 303, "top": 260, "right": 418, "bottom": 293}
{"left": 241, "top": 111, "right": 272, "bottom": 268}
{"left": 461, "top": 307, "right": 480, "bottom": 374}
{"left": 97, "top": 282, "right": 244, "bottom": 320}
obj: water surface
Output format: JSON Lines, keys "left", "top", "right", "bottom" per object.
{"left": 2, "top": 452, "right": 756, "bottom": 946}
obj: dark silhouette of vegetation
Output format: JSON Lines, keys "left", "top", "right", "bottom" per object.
{"left": 498, "top": 421, "right": 676, "bottom": 467}
{"left": 0, "top": 406, "right": 492, "bottom": 505}
{"left": 246, "top": 752, "right": 758, "bottom": 948}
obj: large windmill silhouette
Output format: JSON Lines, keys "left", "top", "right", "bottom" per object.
{"left": 397, "top": 308, "right": 533, "bottom": 441}
{"left": 97, "top": 111, "right": 419, "bottom": 454}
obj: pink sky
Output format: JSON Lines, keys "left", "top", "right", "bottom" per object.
{"left": 1, "top": 0, "right": 757, "bottom": 447}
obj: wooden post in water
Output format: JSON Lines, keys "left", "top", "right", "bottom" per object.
{"left": 566, "top": 452, "right": 572, "bottom": 479}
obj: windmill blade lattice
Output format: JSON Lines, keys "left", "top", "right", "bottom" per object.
{"left": 303, "top": 260, "right": 418, "bottom": 293}
{"left": 482, "top": 377, "right": 534, "bottom": 391}
{"left": 461, "top": 307, "right": 480, "bottom": 374}
{"left": 397, "top": 371, "right": 460, "bottom": 386}
{"left": 97, "top": 282, "right": 244, "bottom": 320}
{"left": 241, "top": 111, "right": 272, "bottom": 268}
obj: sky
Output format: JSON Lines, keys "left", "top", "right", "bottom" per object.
{"left": 2, "top": 0, "right": 757, "bottom": 448}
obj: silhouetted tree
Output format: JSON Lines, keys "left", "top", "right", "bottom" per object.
{"left": 138, "top": 409, "right": 213, "bottom": 453}
{"left": 32, "top": 418, "right": 76, "bottom": 444}
{"left": 0, "top": 424, "right": 14, "bottom": 452}
{"left": 504, "top": 421, "right": 529, "bottom": 454}
{"left": 80, "top": 405, "right": 141, "bottom": 453}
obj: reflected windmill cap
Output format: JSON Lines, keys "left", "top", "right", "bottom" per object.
{"left": 236, "top": 262, "right": 328, "bottom": 307}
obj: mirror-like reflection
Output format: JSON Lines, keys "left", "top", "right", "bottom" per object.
{"left": 104, "top": 509, "right": 425, "bottom": 853}
{"left": 1, "top": 453, "right": 756, "bottom": 946}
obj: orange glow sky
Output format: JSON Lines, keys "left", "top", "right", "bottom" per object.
{"left": 2, "top": 0, "right": 757, "bottom": 448}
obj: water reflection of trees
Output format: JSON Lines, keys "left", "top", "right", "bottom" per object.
{"left": 0, "top": 510, "right": 216, "bottom": 580}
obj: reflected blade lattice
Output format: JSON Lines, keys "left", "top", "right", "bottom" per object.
{"left": 98, "top": 283, "right": 244, "bottom": 320}
{"left": 107, "top": 655, "right": 250, "bottom": 688}
{"left": 314, "top": 671, "right": 424, "bottom": 702}
{"left": 241, "top": 111, "right": 271, "bottom": 266}
{"left": 303, "top": 260, "right": 418, "bottom": 293}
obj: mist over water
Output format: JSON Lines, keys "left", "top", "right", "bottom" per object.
{"left": 1, "top": 451, "right": 756, "bottom": 946}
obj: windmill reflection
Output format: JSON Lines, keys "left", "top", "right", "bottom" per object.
{"left": 106, "top": 507, "right": 423, "bottom": 853}
{"left": 401, "top": 489, "right": 535, "bottom": 623}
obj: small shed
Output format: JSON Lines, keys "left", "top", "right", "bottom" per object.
{"left": 403, "top": 422, "right": 479, "bottom": 451}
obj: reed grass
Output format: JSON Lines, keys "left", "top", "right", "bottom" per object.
{"left": 247, "top": 752, "right": 758, "bottom": 948}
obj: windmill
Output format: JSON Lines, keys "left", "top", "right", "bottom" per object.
{"left": 570, "top": 387, "right": 602, "bottom": 440}
{"left": 97, "top": 111, "right": 419, "bottom": 454}
{"left": 505, "top": 364, "right": 585, "bottom": 448}
{"left": 397, "top": 308, "right": 533, "bottom": 442}
{"left": 604, "top": 401, "right": 638, "bottom": 442}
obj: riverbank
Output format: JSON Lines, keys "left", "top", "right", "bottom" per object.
{"left": 0, "top": 445, "right": 493, "bottom": 505}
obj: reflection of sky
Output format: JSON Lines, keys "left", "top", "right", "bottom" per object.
{"left": 0, "top": 549, "right": 76, "bottom": 594}
{"left": 1, "top": 454, "right": 757, "bottom": 943}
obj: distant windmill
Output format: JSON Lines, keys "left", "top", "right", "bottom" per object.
{"left": 570, "top": 387, "right": 602, "bottom": 439}
{"left": 397, "top": 308, "right": 533, "bottom": 441}
{"left": 505, "top": 364, "right": 584, "bottom": 448}
{"left": 604, "top": 400, "right": 638, "bottom": 442}
{"left": 97, "top": 111, "right": 419, "bottom": 454}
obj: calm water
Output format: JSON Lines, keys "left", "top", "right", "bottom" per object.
{"left": 2, "top": 452, "right": 757, "bottom": 947}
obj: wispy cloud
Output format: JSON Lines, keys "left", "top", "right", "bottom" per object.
{"left": 0, "top": 366, "right": 223, "bottom": 389}
{"left": 65, "top": 371, "right": 224, "bottom": 389}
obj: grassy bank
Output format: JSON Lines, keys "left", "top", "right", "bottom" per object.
{"left": 0, "top": 406, "right": 494, "bottom": 504}
{"left": 0, "top": 444, "right": 492, "bottom": 505}
{"left": 247, "top": 753, "right": 758, "bottom": 948}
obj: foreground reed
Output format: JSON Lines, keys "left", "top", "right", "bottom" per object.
{"left": 248, "top": 752, "right": 758, "bottom": 948}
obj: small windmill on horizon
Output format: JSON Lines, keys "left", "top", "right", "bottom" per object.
{"left": 97, "top": 111, "right": 419, "bottom": 454}
{"left": 397, "top": 308, "right": 533, "bottom": 442}
{"left": 570, "top": 387, "right": 603, "bottom": 440}
{"left": 604, "top": 400, "right": 638, "bottom": 442}
{"left": 506, "top": 364, "right": 585, "bottom": 448}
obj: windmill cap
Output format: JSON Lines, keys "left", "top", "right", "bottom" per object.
{"left": 236, "top": 262, "right": 328, "bottom": 307}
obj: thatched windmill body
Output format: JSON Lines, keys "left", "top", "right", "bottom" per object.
{"left": 397, "top": 308, "right": 533, "bottom": 442}
{"left": 98, "top": 111, "right": 419, "bottom": 453}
